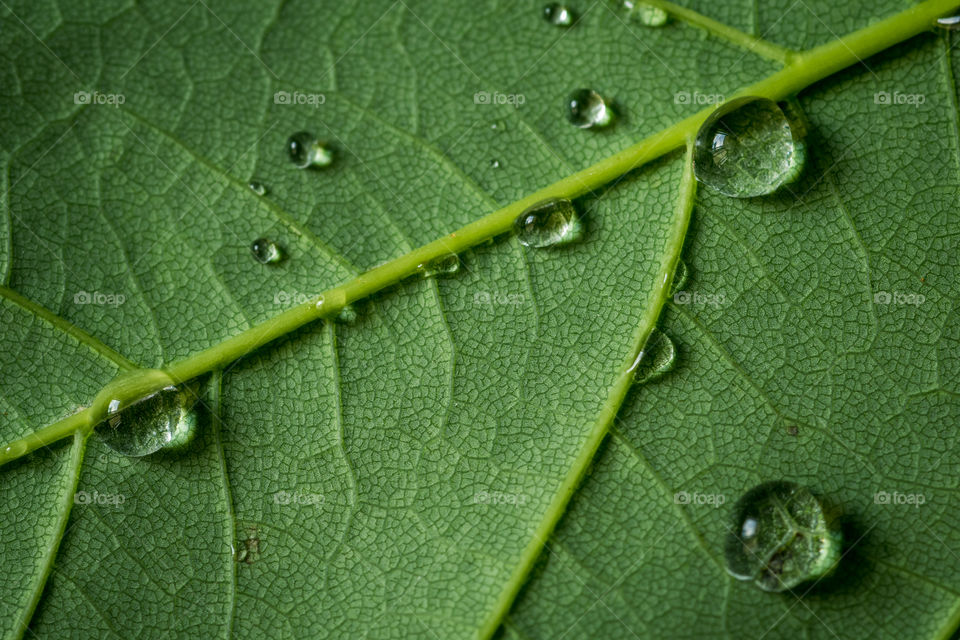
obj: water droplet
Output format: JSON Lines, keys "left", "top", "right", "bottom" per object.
{"left": 631, "top": 329, "right": 676, "bottom": 384}
{"left": 287, "top": 131, "right": 333, "bottom": 169}
{"left": 670, "top": 260, "right": 689, "bottom": 296}
{"left": 693, "top": 97, "right": 806, "bottom": 198}
{"left": 336, "top": 304, "right": 358, "bottom": 324}
{"left": 418, "top": 253, "right": 460, "bottom": 277}
{"left": 514, "top": 199, "right": 582, "bottom": 248}
{"left": 543, "top": 3, "right": 574, "bottom": 26}
{"left": 490, "top": 159, "right": 501, "bottom": 169}
{"left": 937, "top": 15, "right": 960, "bottom": 29}
{"left": 251, "top": 238, "right": 283, "bottom": 264}
{"left": 248, "top": 181, "right": 267, "bottom": 196}
{"left": 725, "top": 481, "right": 842, "bottom": 592}
{"left": 491, "top": 121, "right": 505, "bottom": 131}
{"left": 567, "top": 89, "right": 614, "bottom": 129}
{"left": 235, "top": 525, "right": 261, "bottom": 564}
{"left": 95, "top": 384, "right": 200, "bottom": 457}
{"left": 2, "top": 441, "right": 27, "bottom": 458}
{"left": 625, "top": 1, "right": 669, "bottom": 26}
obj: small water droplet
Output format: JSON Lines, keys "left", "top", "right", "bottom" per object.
{"left": 543, "top": 3, "right": 574, "bottom": 26}
{"left": 567, "top": 89, "right": 614, "bottom": 129}
{"left": 95, "top": 384, "right": 200, "bottom": 457}
{"left": 670, "top": 260, "right": 689, "bottom": 295}
{"left": 248, "top": 181, "right": 267, "bottom": 196}
{"left": 251, "top": 238, "right": 283, "bottom": 264}
{"left": 725, "top": 480, "right": 842, "bottom": 592}
{"left": 491, "top": 121, "right": 505, "bottom": 131}
{"left": 3, "top": 441, "right": 27, "bottom": 458}
{"left": 514, "top": 199, "right": 582, "bottom": 248}
{"left": 624, "top": 1, "right": 669, "bottom": 26}
{"left": 336, "top": 304, "right": 358, "bottom": 324}
{"left": 287, "top": 131, "right": 333, "bottom": 169}
{"left": 693, "top": 97, "right": 806, "bottom": 197}
{"left": 937, "top": 15, "right": 960, "bottom": 29}
{"left": 418, "top": 253, "right": 460, "bottom": 277}
{"left": 631, "top": 328, "right": 676, "bottom": 384}
{"left": 490, "top": 159, "right": 501, "bottom": 169}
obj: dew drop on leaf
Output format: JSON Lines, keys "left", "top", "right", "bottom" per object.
{"left": 251, "top": 238, "right": 283, "bottom": 264}
{"left": 287, "top": 131, "right": 333, "bottom": 169}
{"left": 624, "top": 1, "right": 669, "bottom": 27}
{"left": 724, "top": 480, "right": 843, "bottom": 592}
{"left": 490, "top": 159, "right": 501, "bottom": 169}
{"left": 937, "top": 15, "right": 960, "bottom": 29}
{"left": 631, "top": 328, "right": 676, "bottom": 384}
{"left": 3, "top": 441, "right": 27, "bottom": 458}
{"left": 567, "top": 89, "right": 614, "bottom": 129}
{"left": 95, "top": 384, "right": 200, "bottom": 457}
{"left": 543, "top": 3, "right": 574, "bottom": 26}
{"left": 514, "top": 198, "right": 582, "bottom": 248}
{"left": 248, "top": 181, "right": 267, "bottom": 196}
{"left": 693, "top": 96, "right": 806, "bottom": 197}
{"left": 418, "top": 253, "right": 460, "bottom": 277}
{"left": 670, "top": 259, "right": 689, "bottom": 295}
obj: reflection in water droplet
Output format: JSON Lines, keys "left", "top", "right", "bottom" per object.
{"left": 567, "top": 89, "right": 614, "bottom": 129}
{"left": 631, "top": 329, "right": 676, "bottom": 384}
{"left": 670, "top": 260, "right": 689, "bottom": 295}
{"left": 248, "top": 181, "right": 267, "bottom": 196}
{"left": 725, "top": 480, "right": 842, "bottom": 592}
{"left": 543, "top": 3, "right": 574, "bottom": 26}
{"left": 418, "top": 254, "right": 461, "bottom": 277}
{"left": 95, "top": 384, "right": 200, "bottom": 457}
{"left": 937, "top": 15, "right": 960, "bottom": 29}
{"left": 3, "top": 441, "right": 27, "bottom": 458}
{"left": 287, "top": 131, "right": 333, "bottom": 169}
{"left": 490, "top": 159, "right": 501, "bottom": 169}
{"left": 624, "top": 1, "right": 669, "bottom": 26}
{"left": 251, "top": 238, "right": 283, "bottom": 264}
{"left": 693, "top": 97, "right": 806, "bottom": 197}
{"left": 514, "top": 199, "right": 582, "bottom": 248}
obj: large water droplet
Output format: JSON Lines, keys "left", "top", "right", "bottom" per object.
{"left": 693, "top": 97, "right": 806, "bottom": 197}
{"left": 725, "top": 480, "right": 843, "bottom": 592}
{"left": 514, "top": 199, "right": 582, "bottom": 248}
{"left": 287, "top": 131, "right": 333, "bottom": 169}
{"left": 95, "top": 384, "right": 200, "bottom": 457}
{"left": 625, "top": 1, "right": 669, "bottom": 26}
{"left": 543, "top": 3, "right": 574, "bottom": 26}
{"left": 419, "top": 254, "right": 460, "bottom": 277}
{"left": 251, "top": 238, "right": 283, "bottom": 264}
{"left": 248, "top": 181, "right": 267, "bottom": 196}
{"left": 937, "top": 15, "right": 960, "bottom": 29}
{"left": 567, "top": 89, "right": 614, "bottom": 129}
{"left": 631, "top": 329, "right": 676, "bottom": 384}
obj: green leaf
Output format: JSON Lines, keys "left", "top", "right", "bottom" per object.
{"left": 1, "top": 1, "right": 958, "bottom": 639}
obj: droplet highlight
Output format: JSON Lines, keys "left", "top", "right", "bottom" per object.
{"left": 670, "top": 260, "right": 689, "bottom": 296}
{"left": 95, "top": 384, "right": 200, "bottom": 457}
{"left": 567, "top": 89, "right": 614, "bottom": 129}
{"left": 625, "top": 1, "right": 669, "bottom": 26}
{"left": 725, "top": 480, "right": 842, "bottom": 592}
{"left": 287, "top": 131, "right": 333, "bottom": 169}
{"left": 251, "top": 238, "right": 283, "bottom": 265}
{"left": 490, "top": 159, "right": 501, "bottom": 169}
{"left": 248, "top": 181, "right": 267, "bottom": 196}
{"left": 514, "top": 199, "right": 582, "bottom": 248}
{"left": 632, "top": 328, "right": 676, "bottom": 384}
{"left": 543, "top": 3, "right": 574, "bottom": 26}
{"left": 693, "top": 97, "right": 806, "bottom": 198}
{"left": 418, "top": 253, "right": 460, "bottom": 277}
{"left": 937, "top": 15, "right": 960, "bottom": 29}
